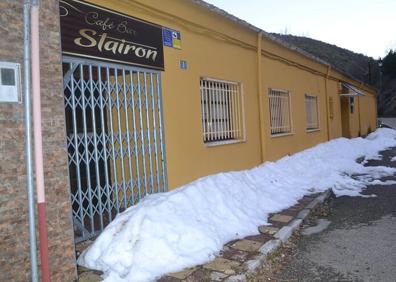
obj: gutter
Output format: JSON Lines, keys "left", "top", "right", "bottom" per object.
{"left": 256, "top": 31, "right": 266, "bottom": 162}
{"left": 358, "top": 94, "right": 362, "bottom": 135}
{"left": 191, "top": 0, "right": 330, "bottom": 66}
{"left": 192, "top": 0, "right": 375, "bottom": 92}
{"left": 325, "top": 66, "right": 331, "bottom": 141}
{"left": 23, "top": 0, "right": 38, "bottom": 281}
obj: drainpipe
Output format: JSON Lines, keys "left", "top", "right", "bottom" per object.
{"left": 257, "top": 31, "right": 266, "bottom": 162}
{"left": 324, "top": 66, "right": 331, "bottom": 141}
{"left": 31, "top": 0, "right": 51, "bottom": 281}
{"left": 23, "top": 1, "right": 38, "bottom": 281}
{"left": 357, "top": 85, "right": 362, "bottom": 136}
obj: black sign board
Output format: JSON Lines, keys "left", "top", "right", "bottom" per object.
{"left": 59, "top": 0, "right": 164, "bottom": 70}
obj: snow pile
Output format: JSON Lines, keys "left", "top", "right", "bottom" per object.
{"left": 78, "top": 129, "right": 396, "bottom": 282}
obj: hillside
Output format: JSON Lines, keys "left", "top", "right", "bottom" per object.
{"left": 271, "top": 33, "right": 378, "bottom": 85}
{"left": 378, "top": 50, "right": 396, "bottom": 117}
{"left": 271, "top": 33, "right": 396, "bottom": 116}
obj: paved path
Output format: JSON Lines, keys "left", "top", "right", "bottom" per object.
{"left": 275, "top": 148, "right": 396, "bottom": 282}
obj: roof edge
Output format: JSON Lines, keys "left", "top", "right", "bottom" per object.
{"left": 191, "top": 0, "right": 376, "bottom": 92}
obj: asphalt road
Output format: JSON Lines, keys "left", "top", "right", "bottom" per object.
{"left": 275, "top": 148, "right": 396, "bottom": 282}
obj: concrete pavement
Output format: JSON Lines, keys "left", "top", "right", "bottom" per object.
{"left": 274, "top": 148, "right": 396, "bottom": 282}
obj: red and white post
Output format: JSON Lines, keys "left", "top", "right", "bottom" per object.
{"left": 31, "top": 1, "right": 51, "bottom": 281}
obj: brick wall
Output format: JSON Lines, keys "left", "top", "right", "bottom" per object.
{"left": 0, "top": 0, "right": 77, "bottom": 281}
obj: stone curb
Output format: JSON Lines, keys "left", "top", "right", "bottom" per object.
{"left": 158, "top": 189, "right": 334, "bottom": 282}
{"left": 243, "top": 188, "right": 333, "bottom": 276}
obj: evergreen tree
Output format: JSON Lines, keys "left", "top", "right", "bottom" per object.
{"left": 383, "top": 49, "right": 396, "bottom": 77}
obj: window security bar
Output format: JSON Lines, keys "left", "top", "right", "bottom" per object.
{"left": 269, "top": 88, "right": 292, "bottom": 135}
{"left": 305, "top": 94, "right": 319, "bottom": 130}
{"left": 200, "top": 78, "right": 245, "bottom": 143}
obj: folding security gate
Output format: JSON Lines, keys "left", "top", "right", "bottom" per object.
{"left": 62, "top": 56, "right": 168, "bottom": 242}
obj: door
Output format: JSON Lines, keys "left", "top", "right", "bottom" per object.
{"left": 62, "top": 56, "right": 168, "bottom": 242}
{"left": 340, "top": 96, "right": 351, "bottom": 138}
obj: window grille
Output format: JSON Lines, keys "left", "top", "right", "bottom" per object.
{"left": 349, "top": 96, "right": 355, "bottom": 113}
{"left": 328, "top": 97, "right": 334, "bottom": 119}
{"left": 200, "top": 78, "right": 245, "bottom": 144}
{"left": 305, "top": 94, "right": 319, "bottom": 130}
{"left": 269, "top": 88, "right": 292, "bottom": 135}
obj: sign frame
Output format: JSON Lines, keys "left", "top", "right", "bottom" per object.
{"left": 59, "top": 0, "right": 165, "bottom": 70}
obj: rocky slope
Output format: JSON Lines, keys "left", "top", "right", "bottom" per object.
{"left": 271, "top": 34, "right": 396, "bottom": 116}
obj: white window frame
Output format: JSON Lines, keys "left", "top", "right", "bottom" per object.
{"left": 0, "top": 62, "right": 21, "bottom": 103}
{"left": 305, "top": 94, "right": 320, "bottom": 132}
{"left": 268, "top": 88, "right": 293, "bottom": 136}
{"left": 199, "top": 77, "right": 246, "bottom": 146}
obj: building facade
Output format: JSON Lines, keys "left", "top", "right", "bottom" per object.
{"left": 0, "top": 0, "right": 377, "bottom": 280}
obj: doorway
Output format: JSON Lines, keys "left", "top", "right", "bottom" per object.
{"left": 62, "top": 56, "right": 168, "bottom": 242}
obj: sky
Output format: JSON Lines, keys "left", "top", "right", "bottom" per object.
{"left": 205, "top": 0, "right": 396, "bottom": 59}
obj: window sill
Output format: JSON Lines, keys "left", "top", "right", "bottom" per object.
{"left": 270, "top": 132, "right": 294, "bottom": 138}
{"left": 204, "top": 139, "right": 246, "bottom": 147}
{"left": 306, "top": 128, "right": 320, "bottom": 133}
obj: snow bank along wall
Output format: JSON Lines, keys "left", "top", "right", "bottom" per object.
{"left": 0, "top": 0, "right": 377, "bottom": 280}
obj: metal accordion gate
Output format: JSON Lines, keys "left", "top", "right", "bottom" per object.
{"left": 62, "top": 56, "right": 168, "bottom": 242}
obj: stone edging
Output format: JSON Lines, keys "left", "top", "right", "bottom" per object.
{"left": 161, "top": 189, "right": 333, "bottom": 282}
{"left": 230, "top": 189, "right": 333, "bottom": 281}
{"left": 78, "top": 189, "right": 334, "bottom": 281}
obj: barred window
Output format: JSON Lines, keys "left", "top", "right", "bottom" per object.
{"left": 269, "top": 88, "right": 292, "bottom": 135}
{"left": 349, "top": 96, "right": 355, "bottom": 113}
{"left": 305, "top": 94, "right": 319, "bottom": 130}
{"left": 328, "top": 97, "right": 334, "bottom": 119}
{"left": 200, "top": 78, "right": 245, "bottom": 144}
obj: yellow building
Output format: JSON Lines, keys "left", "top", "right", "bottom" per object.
{"left": 75, "top": 0, "right": 377, "bottom": 184}
{"left": 0, "top": 0, "right": 378, "bottom": 280}
{"left": 58, "top": 0, "right": 377, "bottom": 243}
